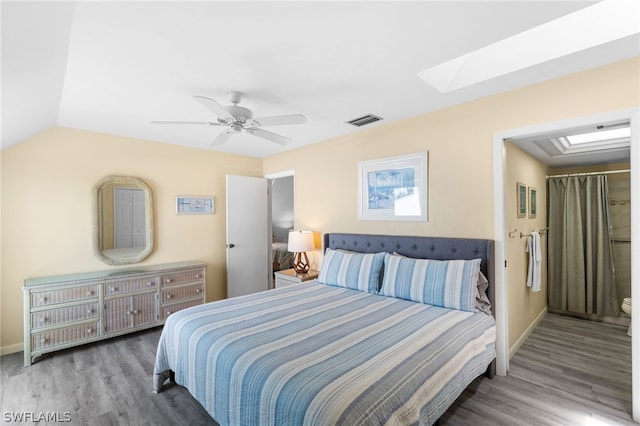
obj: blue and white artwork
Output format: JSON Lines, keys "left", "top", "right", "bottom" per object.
{"left": 358, "top": 151, "right": 427, "bottom": 221}
{"left": 176, "top": 196, "right": 214, "bottom": 214}
{"left": 367, "top": 167, "right": 415, "bottom": 210}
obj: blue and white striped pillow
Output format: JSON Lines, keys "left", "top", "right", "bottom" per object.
{"left": 317, "top": 249, "right": 385, "bottom": 293}
{"left": 380, "top": 253, "right": 481, "bottom": 312}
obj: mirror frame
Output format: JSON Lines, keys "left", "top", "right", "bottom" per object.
{"left": 92, "top": 175, "right": 155, "bottom": 265}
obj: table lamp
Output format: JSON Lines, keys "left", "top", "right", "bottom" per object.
{"left": 288, "top": 230, "right": 314, "bottom": 274}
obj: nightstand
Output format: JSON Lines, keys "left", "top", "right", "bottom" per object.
{"left": 274, "top": 268, "right": 319, "bottom": 288}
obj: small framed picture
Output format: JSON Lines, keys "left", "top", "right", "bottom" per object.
{"left": 175, "top": 196, "right": 214, "bottom": 214}
{"left": 517, "top": 182, "right": 527, "bottom": 218}
{"left": 529, "top": 187, "right": 537, "bottom": 218}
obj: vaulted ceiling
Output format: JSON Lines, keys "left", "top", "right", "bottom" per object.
{"left": 2, "top": 1, "right": 639, "bottom": 159}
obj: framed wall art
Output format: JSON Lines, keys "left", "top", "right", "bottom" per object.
{"left": 517, "top": 182, "right": 527, "bottom": 218}
{"left": 358, "top": 151, "right": 428, "bottom": 221}
{"left": 529, "top": 186, "right": 537, "bottom": 218}
{"left": 175, "top": 196, "right": 214, "bottom": 214}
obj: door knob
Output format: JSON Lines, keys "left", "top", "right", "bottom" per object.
{"left": 227, "top": 243, "right": 235, "bottom": 248}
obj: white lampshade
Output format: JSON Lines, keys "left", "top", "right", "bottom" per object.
{"left": 288, "top": 230, "right": 314, "bottom": 253}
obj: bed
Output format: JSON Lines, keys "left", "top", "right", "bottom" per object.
{"left": 272, "top": 241, "right": 294, "bottom": 272}
{"left": 154, "top": 233, "right": 496, "bottom": 425}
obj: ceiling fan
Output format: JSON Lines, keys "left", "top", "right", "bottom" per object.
{"left": 151, "top": 91, "right": 307, "bottom": 145}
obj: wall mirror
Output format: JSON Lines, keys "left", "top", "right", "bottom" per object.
{"left": 92, "top": 175, "right": 155, "bottom": 265}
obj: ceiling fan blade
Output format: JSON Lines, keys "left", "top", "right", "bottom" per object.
{"left": 252, "top": 114, "right": 307, "bottom": 127}
{"left": 211, "top": 131, "right": 233, "bottom": 146}
{"left": 193, "top": 96, "right": 234, "bottom": 121}
{"left": 245, "top": 128, "right": 292, "bottom": 145}
{"left": 150, "top": 120, "right": 222, "bottom": 126}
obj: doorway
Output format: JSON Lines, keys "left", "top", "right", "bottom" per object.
{"left": 266, "top": 171, "right": 296, "bottom": 276}
{"left": 271, "top": 175, "right": 294, "bottom": 244}
{"left": 493, "top": 107, "right": 640, "bottom": 420}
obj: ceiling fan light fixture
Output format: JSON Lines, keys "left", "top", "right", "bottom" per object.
{"left": 152, "top": 91, "right": 306, "bottom": 146}
{"left": 226, "top": 105, "right": 252, "bottom": 120}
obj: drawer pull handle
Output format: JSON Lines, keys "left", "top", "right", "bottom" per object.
{"left": 87, "top": 328, "right": 93, "bottom": 334}
{"left": 166, "top": 311, "right": 172, "bottom": 316}
{"left": 133, "top": 310, "right": 139, "bottom": 314}
{"left": 87, "top": 309, "right": 93, "bottom": 314}
{"left": 166, "top": 294, "right": 172, "bottom": 300}
{"left": 111, "top": 287, "right": 118, "bottom": 292}
{"left": 86, "top": 290, "right": 93, "bottom": 296}
{"left": 39, "top": 317, "right": 47, "bottom": 323}
{"left": 147, "top": 282, "right": 154, "bottom": 286}
{"left": 40, "top": 296, "right": 47, "bottom": 303}
{"left": 166, "top": 279, "right": 172, "bottom": 284}
{"left": 195, "top": 289, "right": 201, "bottom": 293}
{"left": 195, "top": 275, "right": 201, "bottom": 279}
{"left": 127, "top": 311, "right": 132, "bottom": 315}
{"left": 40, "top": 338, "right": 47, "bottom": 344}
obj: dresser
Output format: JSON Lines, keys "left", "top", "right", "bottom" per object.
{"left": 23, "top": 261, "right": 206, "bottom": 366}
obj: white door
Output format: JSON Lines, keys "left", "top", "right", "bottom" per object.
{"left": 226, "top": 175, "right": 271, "bottom": 298}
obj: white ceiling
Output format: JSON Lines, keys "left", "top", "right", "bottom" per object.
{"left": 2, "top": 1, "right": 639, "bottom": 159}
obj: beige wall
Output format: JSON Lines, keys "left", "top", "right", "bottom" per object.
{"left": 264, "top": 57, "right": 639, "bottom": 349}
{"left": 2, "top": 57, "right": 638, "bottom": 354}
{"left": 505, "top": 142, "right": 548, "bottom": 351}
{"left": 0, "top": 128, "right": 262, "bottom": 351}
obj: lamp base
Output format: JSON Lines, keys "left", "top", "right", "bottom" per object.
{"left": 292, "top": 252, "right": 310, "bottom": 274}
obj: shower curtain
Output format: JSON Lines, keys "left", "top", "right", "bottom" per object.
{"left": 547, "top": 175, "right": 619, "bottom": 317}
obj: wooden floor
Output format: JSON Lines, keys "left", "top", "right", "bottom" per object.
{"left": 0, "top": 313, "right": 633, "bottom": 425}
{"left": 442, "top": 313, "right": 633, "bottom": 425}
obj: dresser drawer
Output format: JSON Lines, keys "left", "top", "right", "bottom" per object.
{"left": 161, "top": 299, "right": 203, "bottom": 321}
{"left": 31, "top": 285, "right": 99, "bottom": 307}
{"left": 31, "top": 302, "right": 99, "bottom": 330}
{"left": 104, "top": 277, "right": 158, "bottom": 296}
{"left": 161, "top": 268, "right": 205, "bottom": 287}
{"left": 31, "top": 321, "right": 100, "bottom": 351}
{"left": 161, "top": 283, "right": 203, "bottom": 304}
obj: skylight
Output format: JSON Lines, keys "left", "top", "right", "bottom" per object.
{"left": 547, "top": 124, "right": 631, "bottom": 156}
{"left": 417, "top": 0, "right": 640, "bottom": 92}
{"left": 567, "top": 127, "right": 631, "bottom": 145}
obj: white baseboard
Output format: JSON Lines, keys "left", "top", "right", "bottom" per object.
{"left": 1, "top": 343, "right": 24, "bottom": 356}
{"left": 510, "top": 307, "right": 548, "bottom": 360}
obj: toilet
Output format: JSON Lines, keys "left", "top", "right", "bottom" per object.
{"left": 622, "top": 298, "right": 632, "bottom": 336}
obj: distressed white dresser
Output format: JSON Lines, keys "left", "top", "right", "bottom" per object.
{"left": 23, "top": 261, "right": 206, "bottom": 366}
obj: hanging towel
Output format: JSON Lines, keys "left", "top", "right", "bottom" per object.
{"left": 526, "top": 231, "right": 542, "bottom": 292}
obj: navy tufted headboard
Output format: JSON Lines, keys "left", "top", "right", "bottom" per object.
{"left": 323, "top": 233, "right": 495, "bottom": 315}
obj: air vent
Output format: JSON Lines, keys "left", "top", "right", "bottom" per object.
{"left": 346, "top": 114, "right": 383, "bottom": 127}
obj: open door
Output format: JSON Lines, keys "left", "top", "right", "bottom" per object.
{"left": 226, "top": 174, "right": 272, "bottom": 298}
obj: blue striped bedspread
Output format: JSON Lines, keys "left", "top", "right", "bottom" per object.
{"left": 154, "top": 281, "right": 496, "bottom": 425}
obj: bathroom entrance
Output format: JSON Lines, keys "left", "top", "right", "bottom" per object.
{"left": 496, "top": 108, "right": 639, "bottom": 420}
